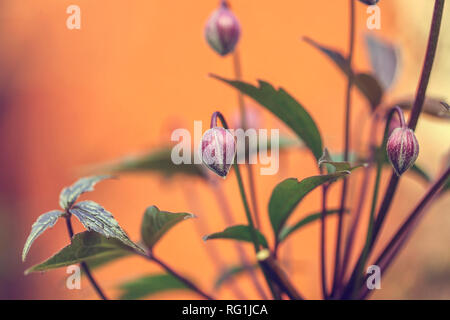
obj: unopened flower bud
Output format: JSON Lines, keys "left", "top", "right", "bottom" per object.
{"left": 201, "top": 127, "right": 236, "bottom": 177}
{"left": 204, "top": 2, "right": 241, "bottom": 56}
{"left": 359, "top": 0, "right": 380, "bottom": 5}
{"left": 386, "top": 127, "right": 419, "bottom": 176}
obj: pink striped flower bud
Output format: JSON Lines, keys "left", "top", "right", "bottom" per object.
{"left": 386, "top": 127, "right": 419, "bottom": 176}
{"left": 201, "top": 127, "right": 236, "bottom": 177}
{"left": 204, "top": 2, "right": 241, "bottom": 56}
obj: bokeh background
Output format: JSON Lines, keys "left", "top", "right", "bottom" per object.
{"left": 0, "top": 0, "right": 449, "bottom": 299}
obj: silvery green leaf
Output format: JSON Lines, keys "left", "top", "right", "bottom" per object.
{"left": 22, "top": 210, "right": 65, "bottom": 262}
{"left": 141, "top": 206, "right": 195, "bottom": 250}
{"left": 59, "top": 175, "right": 113, "bottom": 210}
{"left": 25, "top": 231, "right": 139, "bottom": 274}
{"left": 70, "top": 200, "right": 144, "bottom": 253}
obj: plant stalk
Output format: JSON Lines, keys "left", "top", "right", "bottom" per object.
{"left": 332, "top": 0, "right": 355, "bottom": 297}
{"left": 65, "top": 216, "right": 108, "bottom": 300}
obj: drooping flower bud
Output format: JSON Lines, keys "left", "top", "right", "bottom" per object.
{"left": 359, "top": 0, "right": 380, "bottom": 5}
{"left": 201, "top": 127, "right": 236, "bottom": 177}
{"left": 386, "top": 127, "right": 419, "bottom": 176}
{"left": 204, "top": 2, "right": 241, "bottom": 56}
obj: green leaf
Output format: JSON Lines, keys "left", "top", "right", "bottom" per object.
{"left": 214, "top": 264, "right": 258, "bottom": 290}
{"left": 141, "top": 206, "right": 195, "bottom": 250}
{"left": 318, "top": 148, "right": 352, "bottom": 173}
{"left": 85, "top": 249, "right": 132, "bottom": 270}
{"left": 269, "top": 173, "right": 350, "bottom": 236}
{"left": 59, "top": 175, "right": 113, "bottom": 210}
{"left": 93, "top": 147, "right": 208, "bottom": 180}
{"left": 25, "top": 231, "right": 138, "bottom": 274}
{"left": 70, "top": 201, "right": 144, "bottom": 253}
{"left": 22, "top": 210, "right": 65, "bottom": 262}
{"left": 278, "top": 209, "right": 341, "bottom": 243}
{"left": 364, "top": 34, "right": 400, "bottom": 91}
{"left": 303, "top": 37, "right": 383, "bottom": 110}
{"left": 203, "top": 225, "right": 269, "bottom": 248}
{"left": 210, "top": 75, "right": 323, "bottom": 160}
{"left": 118, "top": 273, "right": 189, "bottom": 300}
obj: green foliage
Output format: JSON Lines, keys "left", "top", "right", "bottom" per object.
{"left": 70, "top": 200, "right": 144, "bottom": 253}
{"left": 25, "top": 231, "right": 139, "bottom": 274}
{"left": 22, "top": 210, "right": 65, "bottom": 262}
{"left": 94, "top": 148, "right": 209, "bottom": 180}
{"left": 203, "top": 225, "right": 269, "bottom": 248}
{"left": 118, "top": 273, "right": 189, "bottom": 300}
{"left": 141, "top": 206, "right": 195, "bottom": 250}
{"left": 278, "top": 209, "right": 341, "bottom": 243}
{"left": 269, "top": 173, "right": 350, "bottom": 237}
{"left": 303, "top": 37, "right": 383, "bottom": 110}
{"left": 211, "top": 75, "right": 323, "bottom": 160}
{"left": 59, "top": 175, "right": 113, "bottom": 210}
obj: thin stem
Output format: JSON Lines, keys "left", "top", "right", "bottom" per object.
{"left": 211, "top": 111, "right": 280, "bottom": 298}
{"left": 65, "top": 216, "right": 108, "bottom": 300}
{"left": 150, "top": 254, "right": 214, "bottom": 300}
{"left": 342, "top": 107, "right": 404, "bottom": 298}
{"left": 358, "top": 165, "right": 450, "bottom": 299}
{"left": 340, "top": 113, "right": 381, "bottom": 281}
{"left": 259, "top": 254, "right": 304, "bottom": 300}
{"left": 232, "top": 49, "right": 261, "bottom": 229}
{"left": 181, "top": 183, "right": 247, "bottom": 300}
{"left": 408, "top": 0, "right": 445, "bottom": 131}
{"left": 342, "top": 0, "right": 445, "bottom": 298}
{"left": 320, "top": 184, "right": 329, "bottom": 299}
{"left": 332, "top": 0, "right": 355, "bottom": 297}
{"left": 209, "top": 180, "right": 269, "bottom": 299}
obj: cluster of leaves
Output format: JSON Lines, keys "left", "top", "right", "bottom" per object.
{"left": 22, "top": 30, "right": 449, "bottom": 299}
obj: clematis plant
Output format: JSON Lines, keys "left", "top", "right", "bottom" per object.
{"left": 22, "top": 0, "right": 450, "bottom": 300}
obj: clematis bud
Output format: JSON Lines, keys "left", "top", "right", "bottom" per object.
{"left": 386, "top": 127, "right": 419, "bottom": 176}
{"left": 204, "top": 2, "right": 241, "bottom": 56}
{"left": 201, "top": 127, "right": 237, "bottom": 177}
{"left": 359, "top": 0, "right": 380, "bottom": 5}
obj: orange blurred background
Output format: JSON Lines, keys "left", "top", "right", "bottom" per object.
{"left": 0, "top": 0, "right": 449, "bottom": 299}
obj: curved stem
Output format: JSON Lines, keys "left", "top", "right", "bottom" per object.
{"left": 331, "top": 0, "right": 355, "bottom": 297}
{"left": 209, "top": 180, "right": 268, "bottom": 299}
{"left": 65, "top": 216, "right": 108, "bottom": 300}
{"left": 232, "top": 50, "right": 261, "bottom": 229}
{"left": 150, "top": 254, "right": 214, "bottom": 300}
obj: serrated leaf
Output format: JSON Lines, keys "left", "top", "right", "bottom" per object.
{"left": 25, "top": 231, "right": 138, "bottom": 274}
{"left": 269, "top": 173, "right": 350, "bottom": 236}
{"left": 203, "top": 225, "right": 269, "bottom": 248}
{"left": 395, "top": 96, "right": 450, "bottom": 119}
{"left": 303, "top": 37, "right": 383, "bottom": 110}
{"left": 141, "top": 206, "right": 195, "bottom": 250}
{"left": 118, "top": 273, "right": 189, "bottom": 300}
{"left": 59, "top": 175, "right": 113, "bottom": 210}
{"left": 214, "top": 264, "right": 258, "bottom": 290}
{"left": 22, "top": 210, "right": 65, "bottom": 262}
{"left": 70, "top": 200, "right": 144, "bottom": 253}
{"left": 93, "top": 147, "right": 208, "bottom": 180}
{"left": 211, "top": 75, "right": 323, "bottom": 160}
{"left": 364, "top": 34, "right": 400, "bottom": 91}
{"left": 278, "top": 209, "right": 341, "bottom": 243}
